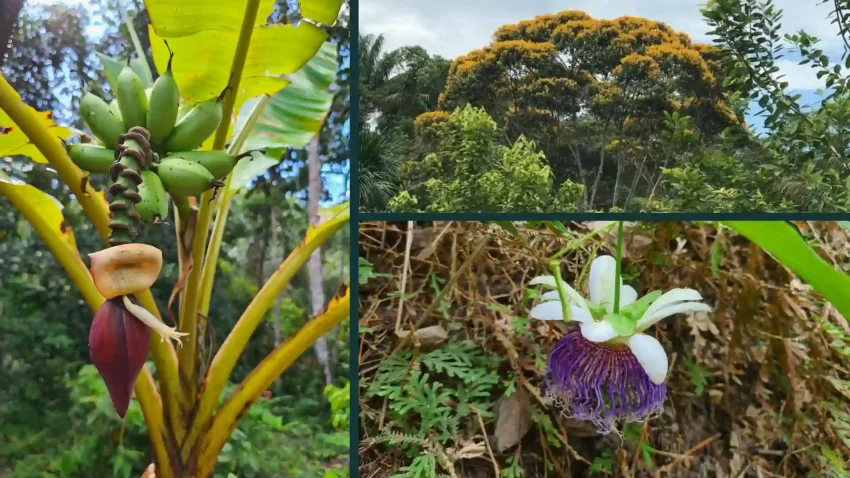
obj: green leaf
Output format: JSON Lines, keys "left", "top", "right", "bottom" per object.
{"left": 620, "top": 290, "right": 661, "bottom": 322}
{"left": 237, "top": 42, "right": 337, "bottom": 151}
{"left": 228, "top": 151, "right": 280, "bottom": 193}
{"left": 603, "top": 313, "right": 635, "bottom": 337}
{"left": 723, "top": 221, "right": 850, "bottom": 319}
{"left": 301, "top": 0, "right": 345, "bottom": 26}
{"left": 495, "top": 221, "right": 520, "bottom": 237}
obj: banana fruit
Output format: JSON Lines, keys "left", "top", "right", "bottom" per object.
{"left": 146, "top": 48, "right": 179, "bottom": 147}
{"left": 137, "top": 170, "right": 169, "bottom": 222}
{"left": 117, "top": 65, "right": 148, "bottom": 131}
{"left": 80, "top": 92, "right": 124, "bottom": 149}
{"left": 155, "top": 157, "right": 218, "bottom": 196}
{"left": 164, "top": 92, "right": 224, "bottom": 152}
{"left": 67, "top": 144, "right": 116, "bottom": 174}
{"left": 162, "top": 150, "right": 237, "bottom": 179}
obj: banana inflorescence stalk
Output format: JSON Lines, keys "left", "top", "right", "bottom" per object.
{"left": 107, "top": 127, "right": 150, "bottom": 246}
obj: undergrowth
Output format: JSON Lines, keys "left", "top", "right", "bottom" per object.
{"left": 358, "top": 221, "right": 850, "bottom": 477}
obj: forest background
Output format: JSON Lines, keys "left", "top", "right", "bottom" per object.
{"left": 0, "top": 0, "right": 351, "bottom": 476}
{"left": 358, "top": 0, "right": 850, "bottom": 213}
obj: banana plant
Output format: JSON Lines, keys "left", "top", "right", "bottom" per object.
{"left": 0, "top": 0, "right": 348, "bottom": 476}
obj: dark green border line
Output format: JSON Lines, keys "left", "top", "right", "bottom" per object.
{"left": 349, "top": 0, "right": 360, "bottom": 475}
{"left": 359, "top": 212, "right": 850, "bottom": 222}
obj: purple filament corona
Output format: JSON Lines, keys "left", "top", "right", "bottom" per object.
{"left": 545, "top": 328, "right": 666, "bottom": 434}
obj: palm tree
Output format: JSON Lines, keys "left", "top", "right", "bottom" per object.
{"left": 358, "top": 125, "right": 403, "bottom": 211}
{"left": 358, "top": 33, "right": 401, "bottom": 123}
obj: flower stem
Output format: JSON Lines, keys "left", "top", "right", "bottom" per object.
{"left": 549, "top": 259, "right": 573, "bottom": 322}
{"left": 551, "top": 221, "right": 617, "bottom": 260}
{"left": 613, "top": 221, "right": 624, "bottom": 313}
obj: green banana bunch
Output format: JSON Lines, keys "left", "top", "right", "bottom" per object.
{"left": 154, "top": 157, "right": 219, "bottom": 196}
{"left": 80, "top": 92, "right": 124, "bottom": 149}
{"left": 67, "top": 143, "right": 116, "bottom": 174}
{"left": 161, "top": 150, "right": 238, "bottom": 179}
{"left": 163, "top": 89, "right": 225, "bottom": 152}
{"left": 136, "top": 170, "right": 169, "bottom": 222}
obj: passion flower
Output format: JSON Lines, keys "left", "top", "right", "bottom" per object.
{"left": 87, "top": 243, "right": 187, "bottom": 417}
{"left": 529, "top": 255, "right": 712, "bottom": 434}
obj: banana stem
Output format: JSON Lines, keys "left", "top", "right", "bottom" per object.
{"left": 177, "top": 0, "right": 263, "bottom": 430}
{"left": 198, "top": 95, "right": 270, "bottom": 317}
{"left": 196, "top": 289, "right": 350, "bottom": 475}
{"left": 182, "top": 214, "right": 348, "bottom": 462}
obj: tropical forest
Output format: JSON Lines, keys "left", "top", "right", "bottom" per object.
{"left": 358, "top": 1, "right": 850, "bottom": 212}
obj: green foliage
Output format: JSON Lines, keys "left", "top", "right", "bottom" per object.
{"left": 365, "top": 340, "right": 500, "bottom": 471}
{"left": 390, "top": 106, "right": 553, "bottom": 212}
{"left": 682, "top": 357, "right": 709, "bottom": 397}
{"left": 589, "top": 450, "right": 614, "bottom": 475}
{"left": 702, "top": 0, "right": 850, "bottom": 210}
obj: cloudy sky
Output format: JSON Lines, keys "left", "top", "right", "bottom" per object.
{"left": 361, "top": 0, "right": 844, "bottom": 93}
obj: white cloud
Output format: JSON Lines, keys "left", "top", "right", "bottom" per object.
{"left": 775, "top": 59, "right": 825, "bottom": 91}
{"left": 361, "top": 0, "right": 844, "bottom": 91}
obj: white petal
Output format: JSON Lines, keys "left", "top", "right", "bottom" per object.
{"left": 541, "top": 290, "right": 562, "bottom": 302}
{"left": 627, "top": 333, "right": 668, "bottom": 385}
{"left": 530, "top": 276, "right": 587, "bottom": 309}
{"left": 589, "top": 255, "right": 617, "bottom": 310}
{"left": 580, "top": 320, "right": 618, "bottom": 342}
{"left": 620, "top": 285, "right": 638, "bottom": 309}
{"left": 636, "top": 302, "right": 713, "bottom": 331}
{"left": 529, "top": 276, "right": 557, "bottom": 287}
{"left": 530, "top": 302, "right": 592, "bottom": 323}
{"left": 643, "top": 289, "right": 703, "bottom": 318}
{"left": 122, "top": 295, "right": 189, "bottom": 346}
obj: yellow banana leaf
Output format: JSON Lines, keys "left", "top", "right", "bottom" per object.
{"left": 0, "top": 104, "right": 71, "bottom": 164}
{"left": 0, "top": 171, "right": 76, "bottom": 250}
{"left": 145, "top": 0, "right": 343, "bottom": 142}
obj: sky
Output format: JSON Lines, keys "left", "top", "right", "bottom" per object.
{"left": 361, "top": 0, "right": 844, "bottom": 95}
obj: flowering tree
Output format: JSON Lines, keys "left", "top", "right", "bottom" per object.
{"left": 434, "top": 11, "right": 743, "bottom": 210}
{"left": 0, "top": 0, "right": 349, "bottom": 476}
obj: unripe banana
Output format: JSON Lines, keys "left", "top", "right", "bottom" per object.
{"left": 146, "top": 45, "right": 180, "bottom": 147}
{"left": 162, "top": 150, "right": 237, "bottom": 179}
{"left": 156, "top": 157, "right": 217, "bottom": 196}
{"left": 117, "top": 65, "right": 148, "bottom": 131}
{"left": 80, "top": 92, "right": 124, "bottom": 149}
{"left": 163, "top": 89, "right": 225, "bottom": 152}
{"left": 67, "top": 143, "right": 116, "bottom": 174}
{"left": 108, "top": 98, "right": 122, "bottom": 120}
{"left": 136, "top": 170, "right": 169, "bottom": 222}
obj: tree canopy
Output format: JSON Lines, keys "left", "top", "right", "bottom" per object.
{"left": 361, "top": 7, "right": 850, "bottom": 212}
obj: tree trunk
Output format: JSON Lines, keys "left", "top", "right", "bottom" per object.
{"left": 612, "top": 155, "right": 622, "bottom": 209}
{"left": 589, "top": 121, "right": 610, "bottom": 208}
{"left": 307, "top": 135, "right": 333, "bottom": 387}
{"left": 625, "top": 153, "right": 648, "bottom": 208}
{"left": 0, "top": 0, "right": 23, "bottom": 70}
{"left": 649, "top": 156, "right": 671, "bottom": 199}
